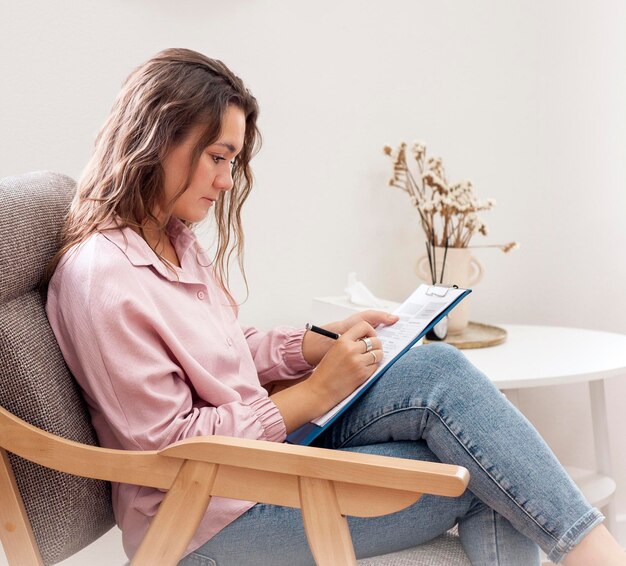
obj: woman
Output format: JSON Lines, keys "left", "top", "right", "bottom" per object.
{"left": 45, "top": 48, "right": 625, "bottom": 565}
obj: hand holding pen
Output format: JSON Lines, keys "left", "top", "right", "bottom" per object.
{"left": 271, "top": 316, "right": 396, "bottom": 433}
{"left": 270, "top": 321, "right": 384, "bottom": 433}
{"left": 301, "top": 311, "right": 398, "bottom": 367}
{"left": 306, "top": 320, "right": 383, "bottom": 364}
{"left": 304, "top": 321, "right": 383, "bottom": 405}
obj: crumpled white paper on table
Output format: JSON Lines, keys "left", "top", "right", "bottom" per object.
{"left": 344, "top": 272, "right": 384, "bottom": 308}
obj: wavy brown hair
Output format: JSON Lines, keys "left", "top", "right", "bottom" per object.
{"left": 43, "top": 48, "right": 260, "bottom": 303}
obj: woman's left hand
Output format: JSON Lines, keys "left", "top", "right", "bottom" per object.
{"left": 301, "top": 310, "right": 399, "bottom": 366}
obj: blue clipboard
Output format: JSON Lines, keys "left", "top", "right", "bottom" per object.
{"left": 286, "top": 285, "right": 472, "bottom": 445}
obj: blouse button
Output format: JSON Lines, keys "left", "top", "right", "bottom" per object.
{"left": 197, "top": 291, "right": 205, "bottom": 300}
{"left": 226, "top": 338, "right": 233, "bottom": 347}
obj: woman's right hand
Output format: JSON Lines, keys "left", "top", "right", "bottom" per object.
{"left": 306, "top": 321, "right": 383, "bottom": 408}
{"left": 271, "top": 320, "right": 383, "bottom": 433}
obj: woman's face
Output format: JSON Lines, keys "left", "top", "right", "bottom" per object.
{"left": 161, "top": 104, "right": 246, "bottom": 223}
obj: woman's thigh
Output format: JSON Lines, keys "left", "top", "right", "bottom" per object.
{"left": 180, "top": 441, "right": 477, "bottom": 566}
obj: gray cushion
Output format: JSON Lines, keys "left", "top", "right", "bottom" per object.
{"left": 358, "top": 529, "right": 469, "bottom": 565}
{"left": 0, "top": 171, "right": 114, "bottom": 565}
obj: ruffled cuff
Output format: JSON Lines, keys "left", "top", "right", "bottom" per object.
{"left": 282, "top": 327, "right": 316, "bottom": 374}
{"left": 250, "top": 396, "right": 287, "bottom": 442}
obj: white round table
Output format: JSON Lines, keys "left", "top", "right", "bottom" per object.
{"left": 462, "top": 324, "right": 626, "bottom": 534}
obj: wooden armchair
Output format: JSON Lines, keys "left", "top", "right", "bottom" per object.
{"left": 0, "top": 171, "right": 471, "bottom": 565}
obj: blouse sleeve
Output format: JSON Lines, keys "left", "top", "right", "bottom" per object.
{"left": 241, "top": 325, "right": 315, "bottom": 386}
{"left": 46, "top": 256, "right": 286, "bottom": 452}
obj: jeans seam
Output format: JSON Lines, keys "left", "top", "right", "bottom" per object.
{"left": 493, "top": 509, "right": 500, "bottom": 564}
{"left": 338, "top": 404, "right": 559, "bottom": 544}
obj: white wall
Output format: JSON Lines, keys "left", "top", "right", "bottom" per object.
{"left": 1, "top": 0, "right": 625, "bottom": 549}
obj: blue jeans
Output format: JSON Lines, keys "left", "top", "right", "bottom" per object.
{"left": 180, "top": 343, "right": 603, "bottom": 565}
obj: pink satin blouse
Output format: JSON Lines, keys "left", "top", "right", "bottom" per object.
{"left": 45, "top": 218, "right": 313, "bottom": 558}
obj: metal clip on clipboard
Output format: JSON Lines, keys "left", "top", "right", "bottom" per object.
{"left": 425, "top": 284, "right": 459, "bottom": 297}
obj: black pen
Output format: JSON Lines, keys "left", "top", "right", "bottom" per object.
{"left": 305, "top": 323, "right": 340, "bottom": 340}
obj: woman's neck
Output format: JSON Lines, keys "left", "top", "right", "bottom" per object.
{"left": 138, "top": 219, "right": 181, "bottom": 268}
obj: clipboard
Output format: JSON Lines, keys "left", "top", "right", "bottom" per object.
{"left": 287, "top": 283, "right": 472, "bottom": 445}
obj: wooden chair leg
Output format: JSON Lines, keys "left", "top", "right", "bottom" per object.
{"left": 299, "top": 477, "right": 357, "bottom": 566}
{"left": 0, "top": 449, "right": 44, "bottom": 566}
{"left": 132, "top": 460, "right": 218, "bottom": 566}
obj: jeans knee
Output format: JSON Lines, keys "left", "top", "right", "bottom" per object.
{"left": 421, "top": 342, "right": 460, "bottom": 359}
{"left": 409, "top": 343, "right": 491, "bottom": 392}
{"left": 415, "top": 342, "right": 468, "bottom": 372}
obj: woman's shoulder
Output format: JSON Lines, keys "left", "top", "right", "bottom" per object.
{"left": 59, "top": 230, "right": 136, "bottom": 279}
{"left": 49, "top": 229, "right": 149, "bottom": 307}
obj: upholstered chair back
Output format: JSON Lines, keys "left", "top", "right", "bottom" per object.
{"left": 0, "top": 171, "right": 114, "bottom": 564}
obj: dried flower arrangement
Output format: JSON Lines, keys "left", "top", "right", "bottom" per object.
{"left": 383, "top": 141, "right": 519, "bottom": 254}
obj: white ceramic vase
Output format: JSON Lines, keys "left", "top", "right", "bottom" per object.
{"left": 416, "top": 246, "right": 484, "bottom": 335}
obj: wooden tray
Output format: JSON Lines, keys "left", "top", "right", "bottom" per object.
{"left": 424, "top": 321, "right": 507, "bottom": 349}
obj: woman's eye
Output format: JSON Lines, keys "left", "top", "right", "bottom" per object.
{"left": 211, "top": 156, "right": 236, "bottom": 168}
{"left": 210, "top": 155, "right": 237, "bottom": 170}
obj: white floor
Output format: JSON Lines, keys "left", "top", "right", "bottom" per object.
{"left": 0, "top": 527, "right": 127, "bottom": 566}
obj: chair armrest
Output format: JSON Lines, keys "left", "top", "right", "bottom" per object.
{"left": 161, "top": 435, "right": 469, "bottom": 497}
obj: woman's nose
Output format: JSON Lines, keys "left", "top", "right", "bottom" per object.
{"left": 214, "top": 170, "right": 234, "bottom": 192}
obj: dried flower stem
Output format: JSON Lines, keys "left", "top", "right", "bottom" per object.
{"left": 383, "top": 141, "right": 512, "bottom": 251}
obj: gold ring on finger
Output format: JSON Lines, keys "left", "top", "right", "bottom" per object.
{"left": 369, "top": 351, "right": 377, "bottom": 364}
